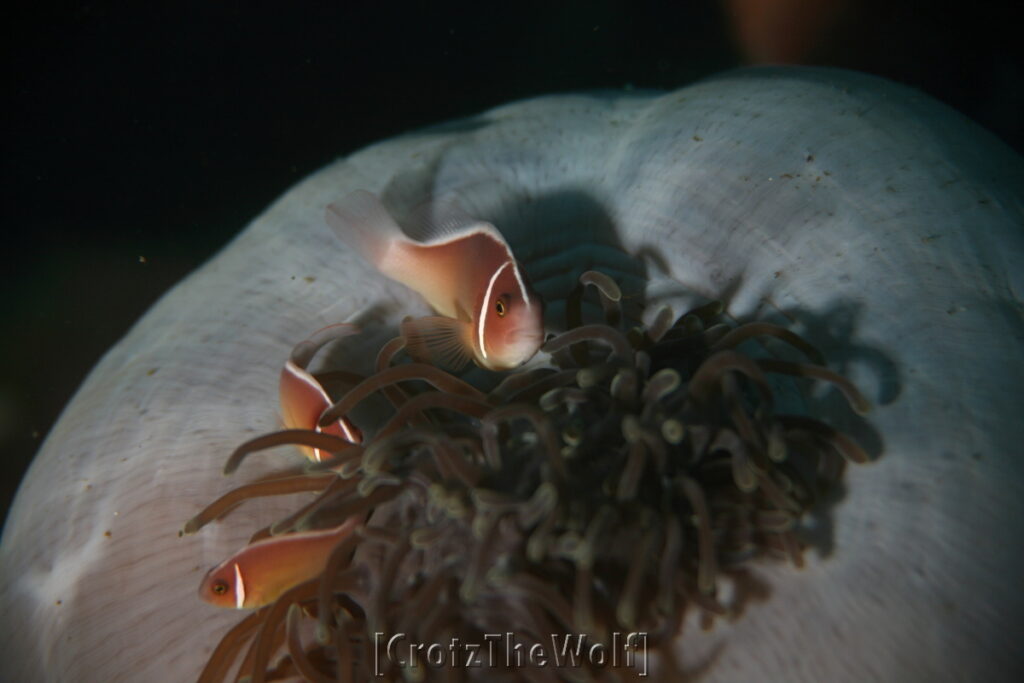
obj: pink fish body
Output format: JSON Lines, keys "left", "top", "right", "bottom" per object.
{"left": 198, "top": 518, "right": 359, "bottom": 609}
{"left": 278, "top": 324, "right": 362, "bottom": 461}
{"left": 325, "top": 191, "right": 543, "bottom": 371}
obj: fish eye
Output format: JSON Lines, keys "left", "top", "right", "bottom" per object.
{"left": 212, "top": 580, "right": 229, "bottom": 595}
{"left": 495, "top": 298, "right": 507, "bottom": 317}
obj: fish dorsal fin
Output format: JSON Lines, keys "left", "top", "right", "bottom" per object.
{"left": 325, "top": 191, "right": 406, "bottom": 267}
{"left": 405, "top": 193, "right": 507, "bottom": 248}
{"left": 400, "top": 316, "right": 473, "bottom": 372}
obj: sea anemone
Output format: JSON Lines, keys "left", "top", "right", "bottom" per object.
{"left": 2, "top": 67, "right": 1022, "bottom": 682}
{"left": 187, "top": 270, "right": 872, "bottom": 681}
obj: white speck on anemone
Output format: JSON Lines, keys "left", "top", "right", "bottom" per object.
{"left": 2, "top": 66, "right": 1022, "bottom": 681}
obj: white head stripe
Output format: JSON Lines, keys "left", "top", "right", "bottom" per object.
{"left": 233, "top": 562, "right": 246, "bottom": 609}
{"left": 478, "top": 260, "right": 514, "bottom": 360}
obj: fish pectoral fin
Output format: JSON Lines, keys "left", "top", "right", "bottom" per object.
{"left": 400, "top": 316, "right": 474, "bottom": 372}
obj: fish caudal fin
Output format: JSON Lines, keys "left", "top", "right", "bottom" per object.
{"left": 400, "top": 316, "right": 474, "bottom": 372}
{"left": 325, "top": 190, "right": 405, "bottom": 271}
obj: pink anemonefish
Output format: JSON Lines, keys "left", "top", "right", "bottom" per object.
{"left": 325, "top": 190, "right": 544, "bottom": 371}
{"left": 278, "top": 323, "right": 362, "bottom": 462}
{"left": 198, "top": 517, "right": 360, "bottom": 609}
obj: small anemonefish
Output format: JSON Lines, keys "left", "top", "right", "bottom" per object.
{"left": 278, "top": 324, "right": 362, "bottom": 462}
{"left": 325, "top": 190, "right": 544, "bottom": 371}
{"left": 198, "top": 518, "right": 359, "bottom": 609}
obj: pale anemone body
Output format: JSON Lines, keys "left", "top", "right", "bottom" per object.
{"left": 2, "top": 67, "right": 1022, "bottom": 681}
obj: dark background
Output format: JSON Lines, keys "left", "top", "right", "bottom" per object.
{"left": 2, "top": 1, "right": 1019, "bottom": 528}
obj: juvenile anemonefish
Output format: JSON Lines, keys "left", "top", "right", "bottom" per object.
{"left": 325, "top": 190, "right": 543, "bottom": 371}
{"left": 198, "top": 518, "right": 359, "bottom": 609}
{"left": 278, "top": 324, "right": 362, "bottom": 462}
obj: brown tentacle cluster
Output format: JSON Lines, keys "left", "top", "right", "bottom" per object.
{"left": 191, "top": 271, "right": 872, "bottom": 682}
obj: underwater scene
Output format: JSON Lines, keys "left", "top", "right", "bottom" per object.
{"left": 3, "top": 3, "right": 1021, "bottom": 681}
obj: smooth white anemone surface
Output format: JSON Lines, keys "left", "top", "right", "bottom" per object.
{"left": 2, "top": 67, "right": 1022, "bottom": 682}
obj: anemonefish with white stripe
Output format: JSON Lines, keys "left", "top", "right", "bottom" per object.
{"left": 198, "top": 518, "right": 359, "bottom": 609}
{"left": 325, "top": 190, "right": 544, "bottom": 371}
{"left": 278, "top": 323, "right": 362, "bottom": 462}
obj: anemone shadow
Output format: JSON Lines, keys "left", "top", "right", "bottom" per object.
{"left": 381, "top": 167, "right": 651, "bottom": 332}
{"left": 779, "top": 301, "right": 902, "bottom": 408}
{"left": 778, "top": 302, "right": 891, "bottom": 467}
{"left": 708, "top": 298, "right": 891, "bottom": 564}
{"left": 484, "top": 188, "right": 649, "bottom": 312}
{"left": 722, "top": 299, "right": 893, "bottom": 463}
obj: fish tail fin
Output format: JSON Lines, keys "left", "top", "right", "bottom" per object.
{"left": 325, "top": 190, "right": 405, "bottom": 272}
{"left": 400, "top": 316, "right": 475, "bottom": 372}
